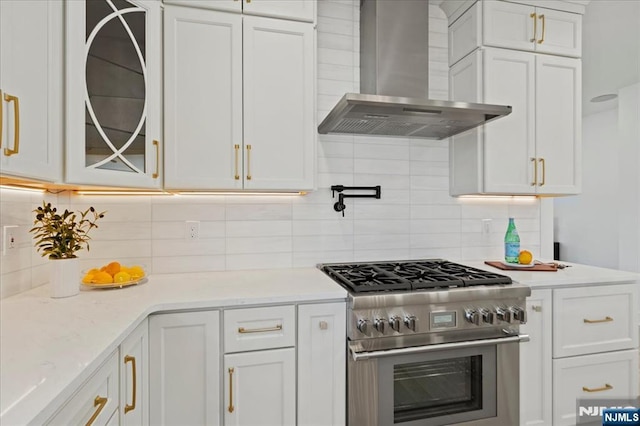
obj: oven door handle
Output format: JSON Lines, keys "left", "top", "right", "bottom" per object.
{"left": 349, "top": 334, "right": 530, "bottom": 361}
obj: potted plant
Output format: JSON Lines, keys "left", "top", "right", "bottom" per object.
{"left": 30, "top": 202, "right": 105, "bottom": 298}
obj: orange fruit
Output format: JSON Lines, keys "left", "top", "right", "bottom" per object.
{"left": 82, "top": 273, "right": 95, "bottom": 284}
{"left": 519, "top": 250, "right": 533, "bottom": 265}
{"left": 93, "top": 271, "right": 114, "bottom": 284}
{"left": 128, "top": 266, "right": 145, "bottom": 280}
{"left": 114, "top": 271, "right": 132, "bottom": 283}
{"left": 104, "top": 261, "right": 121, "bottom": 277}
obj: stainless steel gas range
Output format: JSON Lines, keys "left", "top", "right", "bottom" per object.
{"left": 318, "top": 259, "right": 531, "bottom": 426}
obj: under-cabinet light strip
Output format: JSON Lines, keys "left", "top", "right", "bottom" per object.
{"left": 457, "top": 195, "right": 537, "bottom": 203}
{"left": 0, "top": 184, "right": 46, "bottom": 193}
{"left": 73, "top": 190, "right": 307, "bottom": 196}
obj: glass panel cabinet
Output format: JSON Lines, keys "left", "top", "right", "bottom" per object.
{"left": 66, "top": 0, "right": 161, "bottom": 188}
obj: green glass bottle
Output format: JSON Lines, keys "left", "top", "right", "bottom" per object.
{"left": 504, "top": 218, "right": 520, "bottom": 263}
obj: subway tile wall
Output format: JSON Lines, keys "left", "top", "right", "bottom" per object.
{"left": 0, "top": 1, "right": 541, "bottom": 299}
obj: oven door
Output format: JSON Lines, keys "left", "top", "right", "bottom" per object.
{"left": 348, "top": 335, "right": 528, "bottom": 426}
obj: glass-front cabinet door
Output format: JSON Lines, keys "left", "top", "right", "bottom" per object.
{"left": 66, "top": 0, "right": 161, "bottom": 188}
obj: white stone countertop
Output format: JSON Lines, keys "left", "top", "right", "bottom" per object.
{"left": 0, "top": 268, "right": 347, "bottom": 426}
{"left": 462, "top": 260, "right": 640, "bottom": 288}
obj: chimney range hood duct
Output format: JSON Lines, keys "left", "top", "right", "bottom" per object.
{"left": 317, "top": 0, "right": 512, "bottom": 140}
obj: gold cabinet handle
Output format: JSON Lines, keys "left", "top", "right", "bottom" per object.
{"left": 234, "top": 144, "right": 240, "bottom": 180}
{"left": 538, "top": 14, "right": 546, "bottom": 44}
{"left": 246, "top": 144, "right": 252, "bottom": 180}
{"left": 531, "top": 158, "right": 537, "bottom": 186}
{"left": 582, "top": 383, "right": 613, "bottom": 393}
{"left": 228, "top": 367, "right": 235, "bottom": 413}
{"left": 0, "top": 90, "right": 3, "bottom": 150}
{"left": 583, "top": 316, "right": 613, "bottom": 324}
{"left": 124, "top": 355, "right": 137, "bottom": 414}
{"left": 530, "top": 12, "right": 538, "bottom": 42}
{"left": 532, "top": 305, "right": 542, "bottom": 312}
{"left": 152, "top": 140, "right": 160, "bottom": 179}
{"left": 3, "top": 93, "right": 20, "bottom": 156}
{"left": 238, "top": 324, "right": 282, "bottom": 334}
{"left": 85, "top": 396, "right": 108, "bottom": 426}
{"left": 246, "top": 0, "right": 251, "bottom": 3}
{"left": 538, "top": 158, "right": 545, "bottom": 186}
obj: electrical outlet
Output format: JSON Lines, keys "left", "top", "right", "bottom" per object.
{"left": 3, "top": 225, "right": 18, "bottom": 255}
{"left": 481, "top": 219, "right": 492, "bottom": 235}
{"left": 186, "top": 221, "right": 200, "bottom": 240}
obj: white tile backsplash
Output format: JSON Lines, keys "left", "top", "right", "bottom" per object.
{"left": 0, "top": 1, "right": 542, "bottom": 299}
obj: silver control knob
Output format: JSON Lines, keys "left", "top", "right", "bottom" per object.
{"left": 404, "top": 315, "right": 417, "bottom": 332}
{"left": 374, "top": 318, "right": 386, "bottom": 334}
{"left": 357, "top": 319, "right": 370, "bottom": 334}
{"left": 389, "top": 316, "right": 401, "bottom": 332}
{"left": 464, "top": 309, "right": 481, "bottom": 325}
{"left": 510, "top": 307, "right": 527, "bottom": 324}
{"left": 480, "top": 308, "right": 496, "bottom": 325}
{"left": 496, "top": 307, "right": 513, "bottom": 324}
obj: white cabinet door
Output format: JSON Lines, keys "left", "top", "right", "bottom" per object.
{"left": 243, "top": 16, "right": 315, "bottom": 191}
{"left": 534, "top": 8, "right": 581, "bottom": 57}
{"left": 120, "top": 319, "right": 148, "bottom": 426}
{"left": 553, "top": 350, "right": 639, "bottom": 426}
{"left": 482, "top": 1, "right": 535, "bottom": 52}
{"left": 149, "top": 311, "right": 221, "bottom": 426}
{"left": 224, "top": 348, "right": 296, "bottom": 426}
{"left": 519, "top": 289, "right": 552, "bottom": 426}
{"left": 0, "top": 0, "right": 62, "bottom": 182}
{"left": 483, "top": 48, "right": 536, "bottom": 194}
{"left": 297, "top": 302, "right": 346, "bottom": 426}
{"left": 535, "top": 55, "right": 581, "bottom": 195}
{"left": 66, "top": 0, "right": 162, "bottom": 188}
{"left": 243, "top": 0, "right": 315, "bottom": 22}
{"left": 164, "top": 6, "right": 242, "bottom": 190}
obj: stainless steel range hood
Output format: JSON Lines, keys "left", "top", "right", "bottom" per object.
{"left": 318, "top": 0, "right": 512, "bottom": 140}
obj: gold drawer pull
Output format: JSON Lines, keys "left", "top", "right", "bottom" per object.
{"left": 238, "top": 324, "right": 283, "bottom": 334}
{"left": 538, "top": 157, "right": 545, "bottom": 186}
{"left": 85, "top": 396, "right": 107, "bottom": 426}
{"left": 3, "top": 93, "right": 20, "bottom": 156}
{"left": 228, "top": 367, "right": 235, "bottom": 413}
{"left": 531, "top": 157, "right": 537, "bottom": 186}
{"left": 538, "top": 14, "right": 546, "bottom": 44}
{"left": 246, "top": 144, "right": 252, "bottom": 180}
{"left": 152, "top": 140, "right": 160, "bottom": 179}
{"left": 583, "top": 316, "right": 613, "bottom": 324}
{"left": 234, "top": 144, "right": 240, "bottom": 180}
{"left": 582, "top": 383, "right": 613, "bottom": 393}
{"left": 530, "top": 12, "right": 537, "bottom": 42}
{"left": 124, "top": 355, "right": 137, "bottom": 414}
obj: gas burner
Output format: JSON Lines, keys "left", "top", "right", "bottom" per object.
{"left": 319, "top": 259, "right": 512, "bottom": 294}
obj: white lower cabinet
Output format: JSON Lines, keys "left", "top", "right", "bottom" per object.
{"left": 223, "top": 348, "right": 296, "bottom": 425}
{"left": 553, "top": 350, "right": 639, "bottom": 426}
{"left": 120, "top": 319, "right": 149, "bottom": 426}
{"left": 149, "top": 311, "right": 221, "bottom": 425}
{"left": 46, "top": 350, "right": 120, "bottom": 426}
{"left": 520, "top": 289, "right": 552, "bottom": 426}
{"left": 297, "top": 302, "right": 346, "bottom": 426}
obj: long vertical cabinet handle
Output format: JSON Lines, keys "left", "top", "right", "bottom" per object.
{"left": 85, "top": 396, "right": 108, "bottom": 426}
{"left": 3, "top": 93, "right": 19, "bottom": 156}
{"left": 538, "top": 14, "right": 546, "bottom": 44}
{"left": 529, "top": 13, "right": 538, "bottom": 42}
{"left": 246, "top": 145, "right": 252, "bottom": 180}
{"left": 0, "top": 90, "right": 3, "bottom": 150}
{"left": 152, "top": 140, "right": 160, "bottom": 179}
{"left": 124, "top": 355, "right": 137, "bottom": 414}
{"left": 538, "top": 158, "right": 545, "bottom": 186}
{"left": 530, "top": 158, "right": 537, "bottom": 186}
{"left": 234, "top": 144, "right": 240, "bottom": 180}
{"left": 228, "top": 367, "right": 235, "bottom": 413}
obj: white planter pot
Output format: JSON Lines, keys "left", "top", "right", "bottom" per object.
{"left": 50, "top": 258, "right": 80, "bottom": 298}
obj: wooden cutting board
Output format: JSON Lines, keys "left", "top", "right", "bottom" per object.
{"left": 485, "top": 261, "right": 558, "bottom": 272}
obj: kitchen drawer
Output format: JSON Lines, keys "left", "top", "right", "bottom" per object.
{"left": 553, "top": 284, "right": 638, "bottom": 358}
{"left": 552, "top": 349, "right": 639, "bottom": 426}
{"left": 224, "top": 305, "right": 295, "bottom": 353}
{"left": 46, "top": 349, "right": 119, "bottom": 426}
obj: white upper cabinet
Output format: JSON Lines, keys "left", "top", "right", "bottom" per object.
{"left": 450, "top": 1, "right": 581, "bottom": 66}
{"left": 164, "top": 7, "right": 315, "bottom": 191}
{"left": 163, "top": 0, "right": 315, "bottom": 22}
{"left": 0, "top": 0, "right": 63, "bottom": 182}
{"left": 66, "top": 0, "right": 162, "bottom": 188}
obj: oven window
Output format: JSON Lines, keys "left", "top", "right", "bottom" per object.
{"left": 393, "top": 356, "right": 483, "bottom": 424}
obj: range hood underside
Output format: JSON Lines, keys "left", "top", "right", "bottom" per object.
{"left": 318, "top": 93, "right": 512, "bottom": 140}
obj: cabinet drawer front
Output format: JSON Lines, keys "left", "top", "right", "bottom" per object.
{"left": 46, "top": 350, "right": 119, "bottom": 426}
{"left": 224, "top": 305, "right": 295, "bottom": 352}
{"left": 482, "top": 1, "right": 536, "bottom": 52}
{"left": 552, "top": 350, "right": 639, "bottom": 426}
{"left": 553, "top": 284, "right": 638, "bottom": 358}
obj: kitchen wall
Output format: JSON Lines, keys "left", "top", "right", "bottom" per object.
{"left": 0, "top": 1, "right": 541, "bottom": 299}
